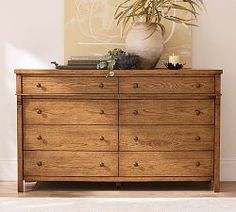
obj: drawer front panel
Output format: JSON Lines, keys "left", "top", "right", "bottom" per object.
{"left": 24, "top": 151, "right": 118, "bottom": 177}
{"left": 119, "top": 77, "right": 214, "bottom": 93}
{"left": 23, "top": 77, "right": 118, "bottom": 94}
{"left": 119, "top": 100, "right": 214, "bottom": 125}
{"left": 24, "top": 100, "right": 118, "bottom": 125}
{"left": 119, "top": 152, "right": 213, "bottom": 177}
{"left": 24, "top": 125, "right": 118, "bottom": 151}
{"left": 120, "top": 126, "right": 214, "bottom": 151}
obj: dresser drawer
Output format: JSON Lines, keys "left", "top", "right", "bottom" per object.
{"left": 24, "top": 125, "right": 118, "bottom": 151}
{"left": 24, "top": 100, "right": 118, "bottom": 125}
{"left": 23, "top": 77, "right": 118, "bottom": 94}
{"left": 120, "top": 126, "right": 214, "bottom": 151}
{"left": 24, "top": 151, "right": 118, "bottom": 177}
{"left": 119, "top": 77, "right": 214, "bottom": 93}
{"left": 119, "top": 100, "right": 214, "bottom": 125}
{"left": 119, "top": 152, "right": 213, "bottom": 177}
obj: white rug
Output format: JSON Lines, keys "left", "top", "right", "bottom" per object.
{"left": 0, "top": 198, "right": 235, "bottom": 212}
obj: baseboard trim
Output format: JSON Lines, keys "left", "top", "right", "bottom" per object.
{"left": 221, "top": 158, "right": 236, "bottom": 181}
{"left": 0, "top": 160, "right": 17, "bottom": 181}
{"left": 0, "top": 159, "right": 236, "bottom": 181}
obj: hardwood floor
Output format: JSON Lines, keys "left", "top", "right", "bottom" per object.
{"left": 0, "top": 182, "right": 235, "bottom": 198}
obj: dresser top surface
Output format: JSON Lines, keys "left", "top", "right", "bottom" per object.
{"left": 15, "top": 69, "right": 223, "bottom": 76}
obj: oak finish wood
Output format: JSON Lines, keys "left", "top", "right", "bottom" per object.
{"left": 23, "top": 76, "right": 118, "bottom": 94}
{"left": 19, "top": 93, "right": 219, "bottom": 100}
{"left": 214, "top": 74, "right": 222, "bottom": 192}
{"left": 119, "top": 152, "right": 213, "bottom": 177}
{"left": 24, "top": 151, "right": 118, "bottom": 177}
{"left": 119, "top": 100, "right": 214, "bottom": 125}
{"left": 16, "top": 75, "right": 24, "bottom": 192}
{"left": 119, "top": 126, "right": 214, "bottom": 151}
{"left": 24, "top": 176, "right": 212, "bottom": 182}
{"left": 24, "top": 125, "right": 118, "bottom": 151}
{"left": 15, "top": 69, "right": 222, "bottom": 192}
{"left": 119, "top": 77, "right": 214, "bottom": 94}
{"left": 23, "top": 99, "right": 118, "bottom": 125}
{"left": 15, "top": 69, "right": 223, "bottom": 76}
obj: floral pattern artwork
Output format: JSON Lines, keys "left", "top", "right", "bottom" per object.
{"left": 65, "top": 0, "right": 192, "bottom": 67}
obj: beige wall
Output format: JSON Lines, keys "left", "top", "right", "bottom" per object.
{"left": 0, "top": 0, "right": 64, "bottom": 180}
{"left": 192, "top": 0, "right": 236, "bottom": 180}
{"left": 0, "top": 0, "right": 235, "bottom": 180}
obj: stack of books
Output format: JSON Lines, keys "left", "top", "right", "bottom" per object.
{"left": 67, "top": 56, "right": 104, "bottom": 70}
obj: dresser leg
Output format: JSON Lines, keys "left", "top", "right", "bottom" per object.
{"left": 116, "top": 182, "right": 122, "bottom": 189}
{"left": 18, "top": 180, "right": 24, "bottom": 192}
{"left": 213, "top": 180, "right": 220, "bottom": 192}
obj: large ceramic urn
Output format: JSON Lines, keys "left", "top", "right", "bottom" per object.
{"left": 125, "top": 22, "right": 164, "bottom": 69}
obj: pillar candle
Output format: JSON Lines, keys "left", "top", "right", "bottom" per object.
{"left": 169, "top": 54, "right": 180, "bottom": 65}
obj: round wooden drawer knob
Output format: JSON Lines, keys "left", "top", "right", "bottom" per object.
{"left": 133, "top": 162, "right": 139, "bottom": 167}
{"left": 37, "top": 161, "right": 43, "bottom": 167}
{"left": 36, "top": 83, "right": 42, "bottom": 88}
{"left": 100, "top": 110, "right": 105, "bottom": 115}
{"left": 100, "top": 136, "right": 105, "bottom": 141}
{"left": 37, "top": 109, "right": 42, "bottom": 114}
{"left": 133, "top": 83, "right": 139, "bottom": 88}
{"left": 133, "top": 110, "right": 139, "bottom": 116}
{"left": 195, "top": 136, "right": 201, "bottom": 141}
{"left": 37, "top": 136, "right": 43, "bottom": 141}
{"left": 196, "top": 83, "right": 202, "bottom": 88}
{"left": 195, "top": 110, "right": 201, "bottom": 116}
{"left": 196, "top": 161, "right": 201, "bottom": 167}
{"left": 134, "top": 136, "right": 139, "bottom": 142}
{"left": 99, "top": 83, "right": 104, "bottom": 88}
{"left": 100, "top": 162, "right": 105, "bottom": 167}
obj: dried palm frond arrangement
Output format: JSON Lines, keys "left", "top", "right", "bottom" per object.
{"left": 115, "top": 0, "right": 205, "bottom": 35}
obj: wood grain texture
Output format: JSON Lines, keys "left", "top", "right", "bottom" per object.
{"left": 23, "top": 99, "right": 118, "bottom": 125}
{"left": 24, "top": 125, "right": 118, "bottom": 151}
{"left": 16, "top": 75, "right": 24, "bottom": 192}
{"left": 119, "top": 152, "right": 213, "bottom": 177}
{"left": 119, "top": 126, "right": 214, "bottom": 151}
{"left": 119, "top": 100, "right": 214, "bottom": 125}
{"left": 24, "top": 151, "right": 118, "bottom": 177}
{"left": 16, "top": 69, "right": 222, "bottom": 192}
{"left": 119, "top": 77, "right": 214, "bottom": 94}
{"left": 24, "top": 176, "right": 212, "bottom": 182}
{"left": 23, "top": 76, "right": 118, "bottom": 94}
{"left": 15, "top": 69, "right": 223, "bottom": 76}
{"left": 18, "top": 93, "right": 220, "bottom": 100}
{"left": 214, "top": 75, "right": 221, "bottom": 192}
{"left": 17, "top": 105, "right": 24, "bottom": 192}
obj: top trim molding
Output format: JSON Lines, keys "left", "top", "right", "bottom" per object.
{"left": 15, "top": 69, "right": 223, "bottom": 76}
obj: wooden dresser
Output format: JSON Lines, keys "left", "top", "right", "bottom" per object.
{"left": 15, "top": 69, "right": 222, "bottom": 192}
